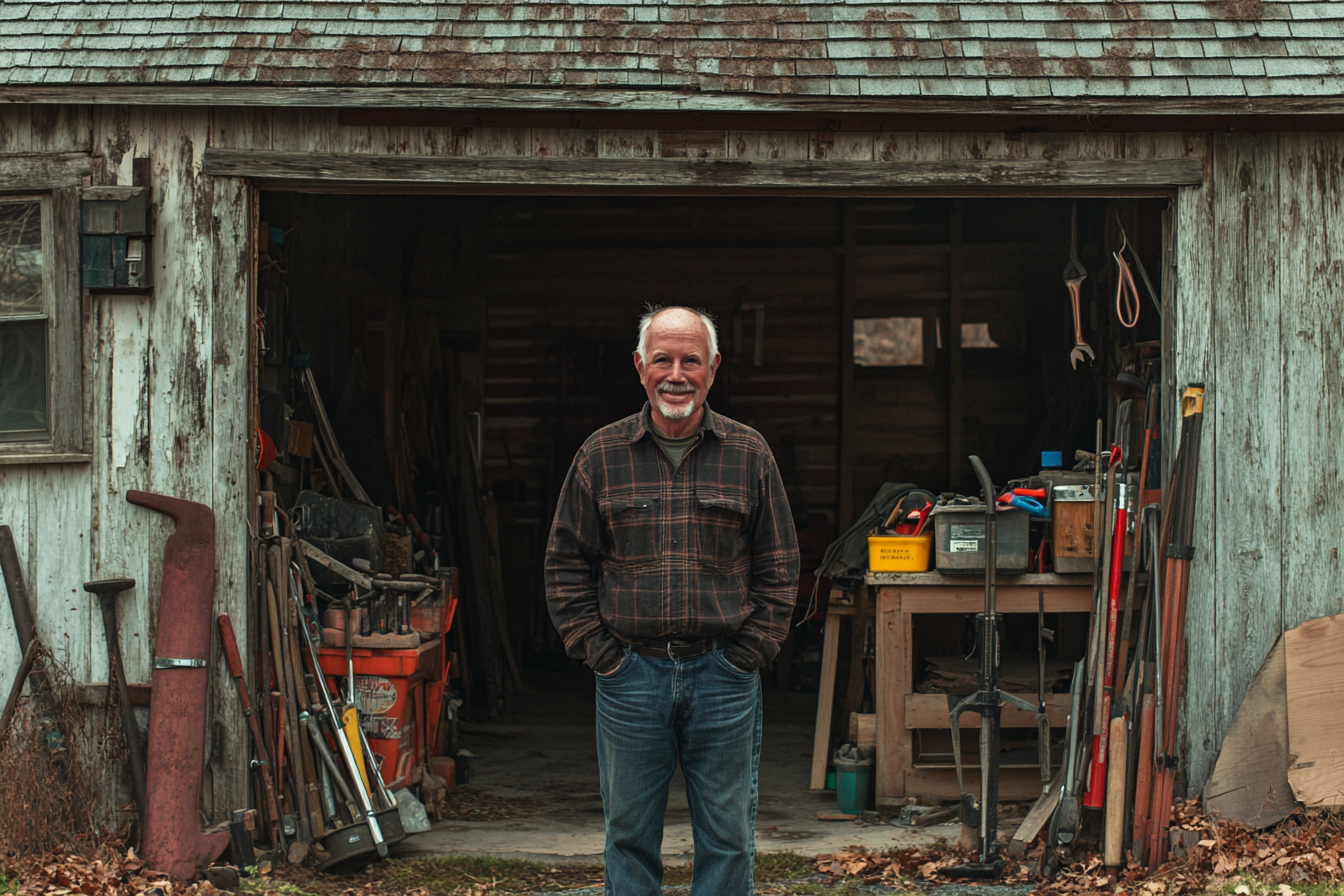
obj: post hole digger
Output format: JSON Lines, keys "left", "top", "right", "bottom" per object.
{"left": 946, "top": 456, "right": 1052, "bottom": 880}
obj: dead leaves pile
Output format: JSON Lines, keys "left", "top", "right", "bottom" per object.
{"left": 1, "top": 845, "right": 227, "bottom": 896}
{"left": 815, "top": 798, "right": 1344, "bottom": 895}
{"left": 1175, "top": 800, "right": 1344, "bottom": 887}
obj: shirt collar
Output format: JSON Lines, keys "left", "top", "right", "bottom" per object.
{"left": 631, "top": 402, "right": 721, "bottom": 443}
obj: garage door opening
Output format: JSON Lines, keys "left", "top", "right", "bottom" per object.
{"left": 252, "top": 191, "right": 1167, "bottom": 853}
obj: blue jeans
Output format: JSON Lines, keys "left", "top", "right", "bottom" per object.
{"left": 595, "top": 643, "right": 762, "bottom": 896}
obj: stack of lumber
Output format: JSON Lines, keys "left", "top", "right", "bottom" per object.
{"left": 919, "top": 655, "right": 1074, "bottom": 695}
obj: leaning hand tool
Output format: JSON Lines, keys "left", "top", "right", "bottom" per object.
{"left": 218, "top": 613, "right": 285, "bottom": 851}
{"left": 1065, "top": 202, "right": 1093, "bottom": 369}
{"left": 946, "top": 456, "right": 1050, "bottom": 880}
{"left": 1036, "top": 591, "right": 1054, "bottom": 787}
{"left": 1147, "top": 385, "right": 1206, "bottom": 869}
{"left": 0, "top": 525, "right": 67, "bottom": 753}
{"left": 85, "top": 577, "right": 149, "bottom": 845}
{"left": 1047, "top": 658, "right": 1087, "bottom": 863}
{"left": 0, "top": 639, "right": 41, "bottom": 738}
{"left": 291, "top": 577, "right": 387, "bottom": 856}
{"left": 1084, "top": 451, "right": 1128, "bottom": 809}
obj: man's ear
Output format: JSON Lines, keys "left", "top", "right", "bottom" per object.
{"left": 707, "top": 353, "right": 722, "bottom": 383}
{"left": 633, "top": 351, "right": 645, "bottom": 379}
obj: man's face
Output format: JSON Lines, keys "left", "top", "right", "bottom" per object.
{"left": 634, "top": 310, "right": 721, "bottom": 428}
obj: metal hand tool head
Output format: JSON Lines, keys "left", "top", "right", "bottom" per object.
{"left": 1064, "top": 201, "right": 1087, "bottom": 283}
{"left": 1069, "top": 344, "right": 1095, "bottom": 369}
{"left": 83, "top": 577, "right": 136, "bottom": 598}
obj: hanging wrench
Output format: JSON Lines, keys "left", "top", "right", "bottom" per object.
{"left": 1065, "top": 202, "right": 1094, "bottom": 369}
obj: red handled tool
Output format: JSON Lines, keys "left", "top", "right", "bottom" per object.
{"left": 1083, "top": 447, "right": 1126, "bottom": 810}
{"left": 218, "top": 613, "right": 285, "bottom": 851}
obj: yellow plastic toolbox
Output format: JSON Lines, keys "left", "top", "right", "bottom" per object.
{"left": 867, "top": 534, "right": 933, "bottom": 572}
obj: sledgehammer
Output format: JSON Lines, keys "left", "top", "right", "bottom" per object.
{"left": 84, "top": 577, "right": 149, "bottom": 845}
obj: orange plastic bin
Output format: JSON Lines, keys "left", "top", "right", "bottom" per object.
{"left": 316, "top": 640, "right": 441, "bottom": 788}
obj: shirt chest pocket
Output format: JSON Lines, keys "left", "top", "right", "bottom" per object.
{"left": 600, "top": 495, "right": 660, "bottom": 565}
{"left": 695, "top": 492, "right": 753, "bottom": 570}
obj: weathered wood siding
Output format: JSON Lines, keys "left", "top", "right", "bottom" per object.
{"left": 0, "top": 104, "right": 252, "bottom": 822}
{"left": 4, "top": 100, "right": 1342, "bottom": 801}
{"left": 1176, "top": 132, "right": 1344, "bottom": 794}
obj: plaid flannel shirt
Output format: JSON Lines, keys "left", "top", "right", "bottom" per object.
{"left": 545, "top": 403, "right": 800, "bottom": 673}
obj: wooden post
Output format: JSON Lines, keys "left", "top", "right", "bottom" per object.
{"left": 875, "top": 586, "right": 907, "bottom": 804}
{"left": 947, "top": 199, "right": 965, "bottom": 491}
{"left": 838, "top": 200, "right": 857, "bottom": 529}
{"left": 810, "top": 611, "right": 843, "bottom": 790}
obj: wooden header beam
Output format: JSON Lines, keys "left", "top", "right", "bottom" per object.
{"left": 203, "top": 150, "right": 1203, "bottom": 193}
{"left": 0, "top": 152, "right": 93, "bottom": 190}
{"left": 7, "top": 85, "right": 1344, "bottom": 120}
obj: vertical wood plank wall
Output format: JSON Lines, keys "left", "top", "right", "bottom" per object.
{"left": 3, "top": 101, "right": 1343, "bottom": 804}
{"left": 1177, "top": 132, "right": 1344, "bottom": 793}
{"left": 0, "top": 103, "right": 252, "bottom": 822}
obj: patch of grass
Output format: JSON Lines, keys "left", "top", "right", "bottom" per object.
{"left": 662, "top": 863, "right": 693, "bottom": 886}
{"left": 755, "top": 852, "right": 819, "bottom": 882}
{"left": 758, "top": 881, "right": 865, "bottom": 895}
{"left": 1213, "top": 879, "right": 1344, "bottom": 896}
{"left": 238, "top": 879, "right": 319, "bottom": 896}
{"left": 239, "top": 851, "right": 836, "bottom": 895}
{"left": 381, "top": 855, "right": 603, "bottom": 893}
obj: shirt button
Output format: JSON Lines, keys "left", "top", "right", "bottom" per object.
{"left": 672, "top": 538, "right": 678, "bottom": 545}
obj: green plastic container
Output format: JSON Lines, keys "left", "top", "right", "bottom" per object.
{"left": 835, "top": 763, "right": 871, "bottom": 815}
{"left": 833, "top": 744, "right": 874, "bottom": 815}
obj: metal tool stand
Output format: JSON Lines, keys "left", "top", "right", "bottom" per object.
{"left": 946, "top": 456, "right": 1051, "bottom": 879}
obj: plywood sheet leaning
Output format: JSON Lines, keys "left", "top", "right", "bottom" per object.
{"left": 1204, "top": 636, "right": 1296, "bottom": 827}
{"left": 1285, "top": 614, "right": 1344, "bottom": 808}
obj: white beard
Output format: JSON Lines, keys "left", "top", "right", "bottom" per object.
{"left": 655, "top": 384, "right": 698, "bottom": 419}
{"left": 655, "top": 395, "right": 697, "bottom": 419}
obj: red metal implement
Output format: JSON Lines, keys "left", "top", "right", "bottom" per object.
{"left": 1083, "top": 456, "right": 1127, "bottom": 809}
{"left": 127, "top": 490, "right": 230, "bottom": 880}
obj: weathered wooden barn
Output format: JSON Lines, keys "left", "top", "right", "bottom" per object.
{"left": 1, "top": 0, "right": 1343, "bottom": 828}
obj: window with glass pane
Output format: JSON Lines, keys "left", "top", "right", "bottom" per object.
{"left": 0, "top": 199, "right": 49, "bottom": 437}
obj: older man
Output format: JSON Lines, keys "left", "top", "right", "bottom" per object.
{"left": 545, "top": 305, "right": 800, "bottom": 896}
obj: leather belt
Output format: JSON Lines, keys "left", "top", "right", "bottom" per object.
{"left": 627, "top": 637, "right": 719, "bottom": 660}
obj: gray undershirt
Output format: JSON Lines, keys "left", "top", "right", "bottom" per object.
{"left": 652, "top": 430, "right": 698, "bottom": 468}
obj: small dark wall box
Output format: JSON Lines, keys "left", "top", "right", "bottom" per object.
{"left": 80, "top": 185, "right": 151, "bottom": 290}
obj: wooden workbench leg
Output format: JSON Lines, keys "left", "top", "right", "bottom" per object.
{"left": 876, "top": 587, "right": 907, "bottom": 804}
{"left": 809, "top": 611, "right": 842, "bottom": 790}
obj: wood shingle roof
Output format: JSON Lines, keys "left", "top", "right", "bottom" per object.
{"left": 1, "top": 0, "right": 1341, "bottom": 102}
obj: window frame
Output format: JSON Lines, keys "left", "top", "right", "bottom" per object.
{"left": 0, "top": 161, "right": 86, "bottom": 464}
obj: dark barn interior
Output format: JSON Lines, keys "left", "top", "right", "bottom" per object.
{"left": 253, "top": 190, "right": 1165, "bottom": 789}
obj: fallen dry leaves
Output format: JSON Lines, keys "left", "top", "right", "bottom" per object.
{"left": 0, "top": 843, "right": 231, "bottom": 896}
{"left": 816, "top": 798, "right": 1344, "bottom": 895}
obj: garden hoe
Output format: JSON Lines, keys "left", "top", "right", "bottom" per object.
{"left": 946, "top": 456, "right": 1051, "bottom": 880}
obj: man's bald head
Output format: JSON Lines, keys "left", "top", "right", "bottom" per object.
{"left": 632, "top": 305, "right": 722, "bottom": 436}
{"left": 636, "top": 306, "right": 719, "bottom": 363}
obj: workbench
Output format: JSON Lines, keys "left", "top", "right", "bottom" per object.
{"left": 809, "top": 572, "right": 1092, "bottom": 808}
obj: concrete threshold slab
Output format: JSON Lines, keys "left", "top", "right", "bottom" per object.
{"left": 401, "top": 672, "right": 958, "bottom": 865}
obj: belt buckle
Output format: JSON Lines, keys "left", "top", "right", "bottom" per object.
{"left": 664, "top": 639, "right": 693, "bottom": 659}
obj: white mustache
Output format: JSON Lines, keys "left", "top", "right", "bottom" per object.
{"left": 658, "top": 383, "right": 696, "bottom": 394}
